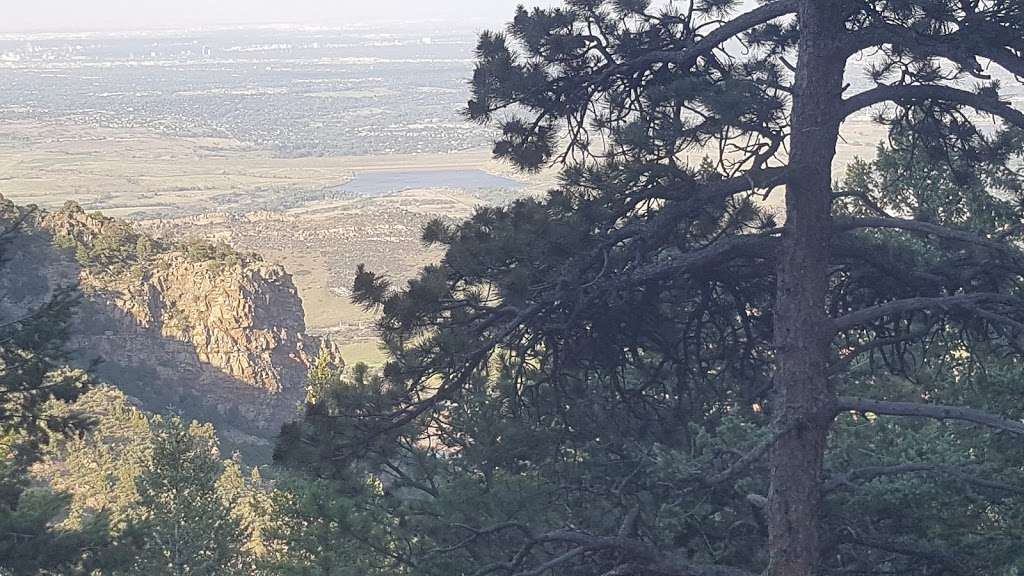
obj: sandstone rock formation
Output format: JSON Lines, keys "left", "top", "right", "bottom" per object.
{"left": 0, "top": 196, "right": 343, "bottom": 449}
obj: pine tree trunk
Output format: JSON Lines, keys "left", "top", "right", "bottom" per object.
{"left": 768, "top": 3, "right": 845, "bottom": 575}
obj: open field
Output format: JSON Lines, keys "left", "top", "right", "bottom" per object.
{"left": 0, "top": 113, "right": 892, "bottom": 214}
{"left": 0, "top": 120, "right": 544, "bottom": 218}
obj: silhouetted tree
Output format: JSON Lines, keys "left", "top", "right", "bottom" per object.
{"left": 284, "top": 2, "right": 1024, "bottom": 575}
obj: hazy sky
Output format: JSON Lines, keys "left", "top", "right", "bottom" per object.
{"left": 1, "top": 0, "right": 566, "bottom": 33}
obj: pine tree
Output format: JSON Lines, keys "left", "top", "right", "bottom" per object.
{"left": 0, "top": 202, "right": 90, "bottom": 453}
{"left": 295, "top": 2, "right": 1024, "bottom": 576}
{"left": 39, "top": 387, "right": 153, "bottom": 534}
{"left": 0, "top": 201, "right": 98, "bottom": 574}
{"left": 126, "top": 417, "right": 250, "bottom": 576}
{"left": 258, "top": 476, "right": 387, "bottom": 576}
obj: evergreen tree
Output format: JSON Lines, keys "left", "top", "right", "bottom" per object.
{"left": 258, "top": 475, "right": 390, "bottom": 576}
{"left": 35, "top": 387, "right": 273, "bottom": 574}
{"left": 287, "top": 140, "right": 1024, "bottom": 576}
{"left": 125, "top": 417, "right": 251, "bottom": 576}
{"left": 40, "top": 387, "right": 153, "bottom": 535}
{"left": 218, "top": 459, "right": 274, "bottom": 562}
{"left": 0, "top": 203, "right": 89, "bottom": 454}
{"left": 283, "top": 3, "right": 1024, "bottom": 576}
{"left": 0, "top": 202, "right": 99, "bottom": 574}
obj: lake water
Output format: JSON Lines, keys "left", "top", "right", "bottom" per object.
{"left": 336, "top": 169, "right": 524, "bottom": 197}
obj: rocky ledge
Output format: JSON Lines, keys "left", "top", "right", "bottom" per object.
{"left": 1, "top": 196, "right": 343, "bottom": 444}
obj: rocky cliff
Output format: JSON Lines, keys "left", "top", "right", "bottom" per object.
{"left": 0, "top": 196, "right": 342, "bottom": 449}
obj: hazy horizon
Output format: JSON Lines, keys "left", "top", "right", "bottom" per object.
{"left": 1, "top": 0, "right": 566, "bottom": 33}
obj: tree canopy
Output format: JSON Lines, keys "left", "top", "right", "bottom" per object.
{"left": 0, "top": 203, "right": 99, "bottom": 575}
{"left": 282, "top": 2, "right": 1024, "bottom": 576}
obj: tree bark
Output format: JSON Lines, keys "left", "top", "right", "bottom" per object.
{"left": 768, "top": 2, "right": 845, "bottom": 575}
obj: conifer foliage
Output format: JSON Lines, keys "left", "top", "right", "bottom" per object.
{"left": 297, "top": 2, "right": 1024, "bottom": 575}
{"left": 127, "top": 418, "right": 251, "bottom": 576}
{"left": 0, "top": 205, "right": 96, "bottom": 574}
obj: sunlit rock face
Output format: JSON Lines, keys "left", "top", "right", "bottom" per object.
{"left": 1, "top": 196, "right": 343, "bottom": 445}
{"left": 101, "top": 255, "right": 312, "bottom": 394}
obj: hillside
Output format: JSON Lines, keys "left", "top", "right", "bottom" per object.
{"left": 0, "top": 196, "right": 342, "bottom": 452}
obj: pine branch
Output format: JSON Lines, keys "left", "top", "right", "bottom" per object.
{"left": 839, "top": 84, "right": 1024, "bottom": 128}
{"left": 702, "top": 421, "right": 797, "bottom": 487}
{"left": 833, "top": 216, "right": 1024, "bottom": 258}
{"left": 830, "top": 239, "right": 945, "bottom": 289}
{"left": 835, "top": 396, "right": 1024, "bottom": 435}
{"left": 842, "top": 535, "right": 960, "bottom": 568}
{"left": 843, "top": 6, "right": 1024, "bottom": 76}
{"left": 367, "top": 224, "right": 780, "bottom": 438}
{"left": 523, "top": 530, "right": 756, "bottom": 576}
{"left": 829, "top": 328, "right": 929, "bottom": 377}
{"left": 604, "top": 560, "right": 758, "bottom": 576}
{"left": 372, "top": 302, "right": 545, "bottom": 436}
{"left": 824, "top": 463, "right": 1024, "bottom": 495}
{"left": 511, "top": 547, "right": 588, "bottom": 576}
{"left": 628, "top": 233, "right": 780, "bottom": 284}
{"left": 976, "top": 45, "right": 1024, "bottom": 79}
{"left": 599, "top": 166, "right": 789, "bottom": 251}
{"left": 426, "top": 522, "right": 535, "bottom": 558}
{"left": 467, "top": 522, "right": 758, "bottom": 576}
{"left": 591, "top": 0, "right": 800, "bottom": 87}
{"left": 973, "top": 307, "right": 1024, "bottom": 334}
{"left": 831, "top": 293, "right": 1023, "bottom": 333}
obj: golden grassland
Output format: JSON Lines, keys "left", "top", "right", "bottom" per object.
{"left": 0, "top": 120, "right": 546, "bottom": 217}
{"left": 0, "top": 116, "right": 888, "bottom": 214}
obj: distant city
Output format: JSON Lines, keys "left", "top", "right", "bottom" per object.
{"left": 0, "top": 25, "right": 498, "bottom": 157}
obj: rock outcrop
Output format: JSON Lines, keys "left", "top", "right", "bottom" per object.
{"left": 96, "top": 255, "right": 320, "bottom": 395}
{"left": 0, "top": 196, "right": 342, "bottom": 447}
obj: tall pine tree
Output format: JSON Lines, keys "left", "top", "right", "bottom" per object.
{"left": 282, "top": 2, "right": 1024, "bottom": 575}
